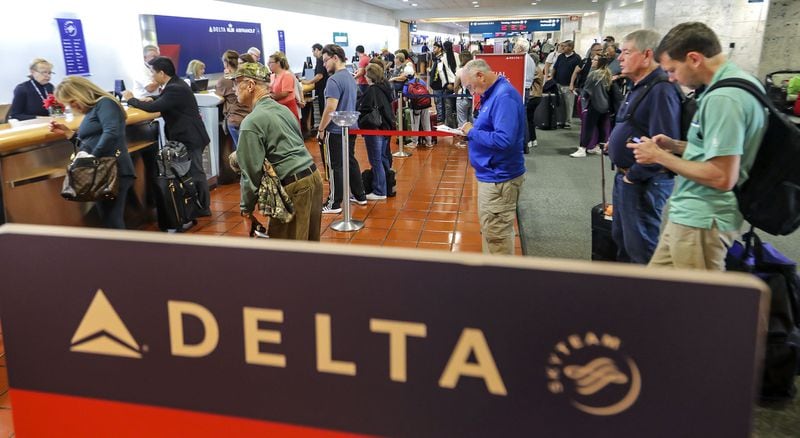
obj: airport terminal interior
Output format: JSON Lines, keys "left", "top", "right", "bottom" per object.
{"left": 1, "top": 0, "right": 800, "bottom": 436}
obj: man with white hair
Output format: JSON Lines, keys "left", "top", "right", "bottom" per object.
{"left": 459, "top": 59, "right": 527, "bottom": 255}
{"left": 132, "top": 45, "right": 161, "bottom": 98}
{"left": 247, "top": 47, "right": 261, "bottom": 63}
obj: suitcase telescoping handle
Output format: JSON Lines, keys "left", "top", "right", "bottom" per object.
{"left": 600, "top": 145, "right": 607, "bottom": 208}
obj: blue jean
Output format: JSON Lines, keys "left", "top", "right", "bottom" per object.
{"left": 364, "top": 135, "right": 391, "bottom": 196}
{"left": 611, "top": 172, "right": 675, "bottom": 264}
{"left": 433, "top": 89, "right": 456, "bottom": 126}
{"left": 227, "top": 122, "right": 240, "bottom": 149}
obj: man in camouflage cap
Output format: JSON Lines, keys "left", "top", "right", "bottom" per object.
{"left": 232, "top": 62, "right": 323, "bottom": 240}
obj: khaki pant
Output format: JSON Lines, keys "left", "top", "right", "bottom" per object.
{"left": 648, "top": 221, "right": 738, "bottom": 271}
{"left": 268, "top": 170, "right": 323, "bottom": 241}
{"left": 477, "top": 175, "right": 524, "bottom": 255}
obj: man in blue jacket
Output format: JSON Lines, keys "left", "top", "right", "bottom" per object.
{"left": 460, "top": 59, "right": 527, "bottom": 255}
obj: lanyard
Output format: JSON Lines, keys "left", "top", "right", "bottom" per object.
{"left": 30, "top": 79, "right": 47, "bottom": 103}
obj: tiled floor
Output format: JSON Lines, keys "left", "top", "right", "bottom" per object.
{"left": 139, "top": 134, "right": 522, "bottom": 254}
{"left": 0, "top": 133, "right": 520, "bottom": 436}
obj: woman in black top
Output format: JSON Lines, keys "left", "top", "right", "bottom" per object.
{"left": 357, "top": 63, "right": 396, "bottom": 199}
{"left": 50, "top": 76, "right": 135, "bottom": 229}
{"left": 9, "top": 58, "right": 56, "bottom": 121}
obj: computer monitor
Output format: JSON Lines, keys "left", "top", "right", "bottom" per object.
{"left": 191, "top": 79, "right": 209, "bottom": 92}
{"left": 306, "top": 56, "right": 313, "bottom": 68}
{"left": 304, "top": 68, "right": 316, "bottom": 80}
{"left": 114, "top": 80, "right": 126, "bottom": 100}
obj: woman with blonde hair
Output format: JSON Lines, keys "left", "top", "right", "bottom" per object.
{"left": 185, "top": 59, "right": 206, "bottom": 80}
{"left": 49, "top": 76, "right": 135, "bottom": 229}
{"left": 267, "top": 51, "right": 300, "bottom": 126}
{"left": 9, "top": 58, "right": 56, "bottom": 121}
{"left": 571, "top": 55, "right": 614, "bottom": 157}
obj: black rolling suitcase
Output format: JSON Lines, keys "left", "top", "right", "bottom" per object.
{"left": 153, "top": 141, "right": 199, "bottom": 231}
{"left": 591, "top": 151, "right": 617, "bottom": 261}
{"left": 534, "top": 93, "right": 558, "bottom": 130}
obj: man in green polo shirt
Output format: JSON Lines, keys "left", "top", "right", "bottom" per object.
{"left": 626, "top": 22, "right": 767, "bottom": 270}
{"left": 231, "top": 62, "right": 324, "bottom": 240}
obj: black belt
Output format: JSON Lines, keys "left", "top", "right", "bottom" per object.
{"left": 281, "top": 163, "right": 316, "bottom": 186}
{"left": 616, "top": 167, "right": 673, "bottom": 176}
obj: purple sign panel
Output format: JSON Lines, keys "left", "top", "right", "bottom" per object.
{"left": 56, "top": 18, "right": 90, "bottom": 76}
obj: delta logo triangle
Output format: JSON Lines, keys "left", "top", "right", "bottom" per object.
{"left": 70, "top": 289, "right": 142, "bottom": 359}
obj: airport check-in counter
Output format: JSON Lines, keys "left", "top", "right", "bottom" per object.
{"left": 0, "top": 108, "right": 159, "bottom": 227}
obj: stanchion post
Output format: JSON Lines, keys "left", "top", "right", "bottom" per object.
{"left": 330, "top": 111, "right": 364, "bottom": 232}
{"left": 393, "top": 91, "right": 411, "bottom": 158}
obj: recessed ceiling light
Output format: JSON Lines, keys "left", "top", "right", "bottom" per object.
{"left": 531, "top": 2, "right": 537, "bottom": 4}
{"left": 474, "top": 4, "right": 480, "bottom": 7}
{"left": 472, "top": 1, "right": 478, "bottom": 3}
{"left": 412, "top": 2, "right": 418, "bottom": 6}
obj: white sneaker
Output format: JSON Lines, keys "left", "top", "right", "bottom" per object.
{"left": 533, "top": 140, "right": 538, "bottom": 148}
{"left": 586, "top": 147, "right": 602, "bottom": 155}
{"left": 322, "top": 205, "right": 342, "bottom": 214}
{"left": 570, "top": 147, "right": 587, "bottom": 158}
{"left": 366, "top": 192, "right": 387, "bottom": 201}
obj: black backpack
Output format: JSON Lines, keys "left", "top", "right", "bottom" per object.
{"left": 703, "top": 78, "right": 800, "bottom": 236}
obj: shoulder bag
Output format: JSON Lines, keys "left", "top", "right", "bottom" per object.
{"left": 61, "top": 142, "right": 120, "bottom": 202}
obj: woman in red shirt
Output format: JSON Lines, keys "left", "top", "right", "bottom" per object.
{"left": 268, "top": 51, "right": 300, "bottom": 126}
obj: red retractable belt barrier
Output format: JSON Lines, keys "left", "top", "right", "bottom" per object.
{"left": 350, "top": 129, "right": 459, "bottom": 137}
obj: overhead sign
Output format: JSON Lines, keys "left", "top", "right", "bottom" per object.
{"left": 0, "top": 225, "right": 767, "bottom": 437}
{"left": 277, "top": 30, "right": 286, "bottom": 54}
{"left": 152, "top": 15, "right": 263, "bottom": 75}
{"left": 469, "top": 18, "right": 561, "bottom": 36}
{"left": 56, "top": 18, "right": 90, "bottom": 76}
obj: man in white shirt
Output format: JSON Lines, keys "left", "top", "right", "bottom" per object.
{"left": 132, "top": 45, "right": 161, "bottom": 98}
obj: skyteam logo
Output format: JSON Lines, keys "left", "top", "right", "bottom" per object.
{"left": 546, "top": 332, "right": 641, "bottom": 416}
{"left": 70, "top": 289, "right": 142, "bottom": 359}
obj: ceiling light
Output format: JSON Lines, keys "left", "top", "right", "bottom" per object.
{"left": 531, "top": 2, "right": 537, "bottom": 4}
{"left": 412, "top": 2, "right": 418, "bottom": 5}
{"left": 472, "top": 1, "right": 478, "bottom": 3}
{"left": 474, "top": 4, "right": 480, "bottom": 7}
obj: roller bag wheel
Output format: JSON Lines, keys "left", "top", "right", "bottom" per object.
{"left": 591, "top": 154, "right": 618, "bottom": 261}
{"left": 534, "top": 93, "right": 558, "bottom": 130}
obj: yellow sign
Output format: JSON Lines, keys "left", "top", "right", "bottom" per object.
{"left": 70, "top": 289, "right": 142, "bottom": 359}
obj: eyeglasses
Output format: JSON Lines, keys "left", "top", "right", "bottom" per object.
{"left": 36, "top": 70, "right": 54, "bottom": 75}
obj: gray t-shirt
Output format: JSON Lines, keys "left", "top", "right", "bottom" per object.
{"left": 324, "top": 68, "right": 359, "bottom": 134}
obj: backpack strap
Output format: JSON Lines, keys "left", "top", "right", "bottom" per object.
{"left": 619, "top": 76, "right": 684, "bottom": 136}
{"left": 617, "top": 76, "right": 668, "bottom": 123}
{"left": 705, "top": 78, "right": 773, "bottom": 111}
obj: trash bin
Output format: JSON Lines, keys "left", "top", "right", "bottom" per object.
{"left": 194, "top": 93, "right": 223, "bottom": 184}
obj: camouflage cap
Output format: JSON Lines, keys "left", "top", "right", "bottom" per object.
{"left": 226, "top": 62, "right": 270, "bottom": 81}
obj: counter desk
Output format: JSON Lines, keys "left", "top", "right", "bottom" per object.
{"left": 0, "top": 108, "right": 160, "bottom": 227}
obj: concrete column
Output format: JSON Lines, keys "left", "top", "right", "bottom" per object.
{"left": 642, "top": 0, "right": 656, "bottom": 29}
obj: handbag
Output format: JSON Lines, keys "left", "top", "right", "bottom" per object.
{"left": 359, "top": 106, "right": 383, "bottom": 129}
{"left": 257, "top": 159, "right": 295, "bottom": 224}
{"left": 61, "top": 145, "right": 120, "bottom": 202}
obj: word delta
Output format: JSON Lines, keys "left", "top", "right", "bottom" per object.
{"left": 167, "top": 301, "right": 508, "bottom": 396}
